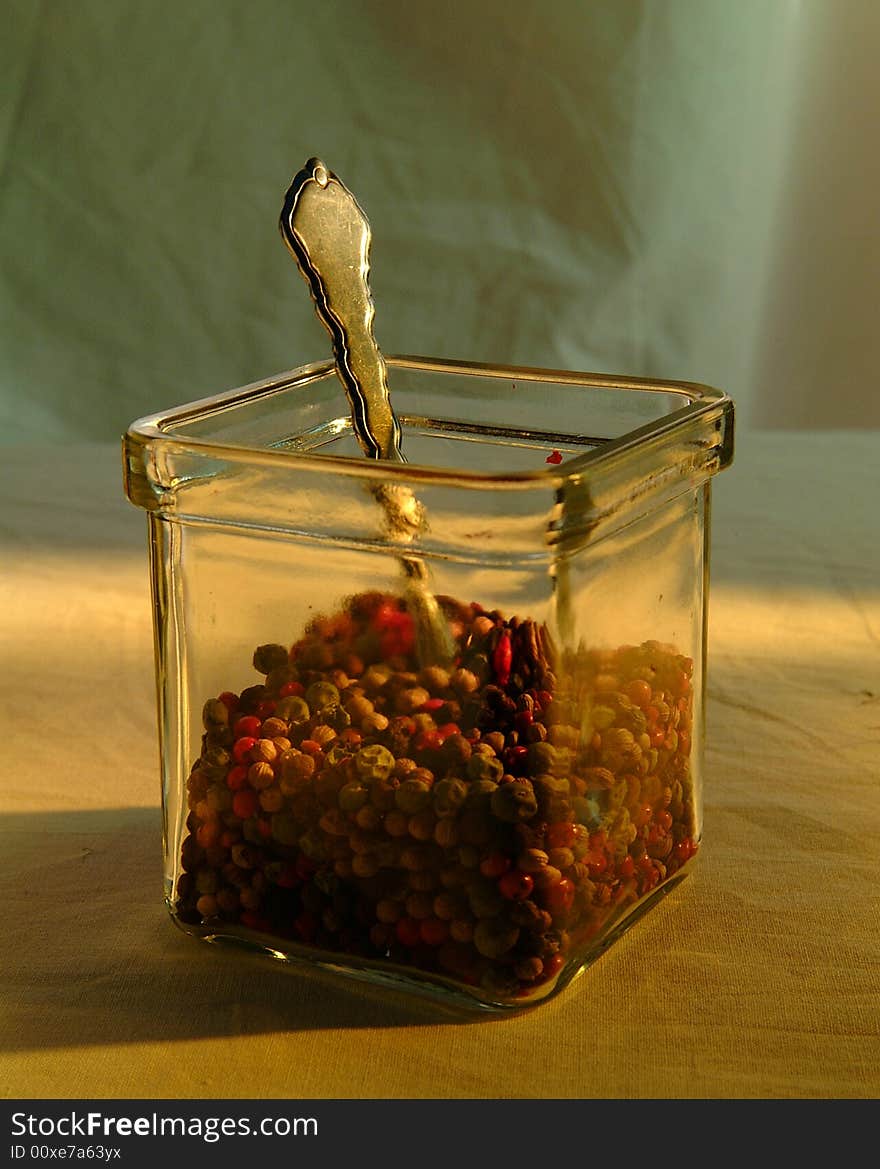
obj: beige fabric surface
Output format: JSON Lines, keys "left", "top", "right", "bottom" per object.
{"left": 1, "top": 431, "right": 878, "bottom": 1099}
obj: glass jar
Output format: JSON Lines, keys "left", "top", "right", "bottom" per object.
{"left": 123, "top": 354, "right": 734, "bottom": 1012}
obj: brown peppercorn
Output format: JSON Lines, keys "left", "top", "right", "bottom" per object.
{"left": 450, "top": 667, "right": 479, "bottom": 694}
{"left": 419, "top": 665, "right": 451, "bottom": 692}
{"left": 355, "top": 804, "right": 382, "bottom": 832}
{"left": 260, "top": 717, "right": 289, "bottom": 740}
{"left": 433, "top": 818, "right": 460, "bottom": 848}
{"left": 351, "top": 853, "right": 380, "bottom": 878}
{"left": 518, "top": 848, "right": 550, "bottom": 873}
{"left": 251, "top": 738, "right": 278, "bottom": 765}
{"left": 278, "top": 749, "right": 315, "bottom": 793}
{"left": 248, "top": 762, "right": 275, "bottom": 790}
{"left": 383, "top": 809, "right": 410, "bottom": 838}
{"left": 345, "top": 694, "right": 375, "bottom": 723}
{"left": 449, "top": 918, "right": 475, "bottom": 944}
{"left": 407, "top": 811, "right": 436, "bottom": 841}
{"left": 396, "top": 686, "right": 430, "bottom": 714}
{"left": 514, "top": 956, "right": 545, "bottom": 982}
{"left": 258, "top": 786, "right": 284, "bottom": 813}
{"left": 532, "top": 864, "right": 563, "bottom": 890}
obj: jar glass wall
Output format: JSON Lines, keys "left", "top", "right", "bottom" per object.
{"left": 124, "top": 355, "right": 733, "bottom": 1011}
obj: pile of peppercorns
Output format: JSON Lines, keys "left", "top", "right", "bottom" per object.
{"left": 176, "top": 591, "right": 698, "bottom": 1004}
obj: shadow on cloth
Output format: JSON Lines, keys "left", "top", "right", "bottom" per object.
{"left": 0, "top": 807, "right": 494, "bottom": 1052}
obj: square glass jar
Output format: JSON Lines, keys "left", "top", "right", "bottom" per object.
{"left": 123, "top": 354, "right": 734, "bottom": 1012}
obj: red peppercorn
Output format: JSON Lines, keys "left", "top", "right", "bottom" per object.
{"left": 226, "top": 764, "right": 249, "bottom": 791}
{"left": 395, "top": 917, "right": 422, "bottom": 948}
{"left": 492, "top": 631, "right": 513, "bottom": 687}
{"left": 232, "top": 789, "right": 259, "bottom": 820}
{"left": 218, "top": 691, "right": 240, "bottom": 713}
{"left": 587, "top": 852, "right": 608, "bottom": 877}
{"left": 626, "top": 679, "right": 653, "bottom": 708}
{"left": 675, "top": 838, "right": 696, "bottom": 863}
{"left": 232, "top": 736, "right": 257, "bottom": 763}
{"left": 234, "top": 715, "right": 262, "bottom": 740}
{"left": 196, "top": 820, "right": 221, "bottom": 848}
{"left": 544, "top": 877, "right": 575, "bottom": 914}
{"left": 421, "top": 697, "right": 445, "bottom": 712}
{"left": 419, "top": 917, "right": 450, "bottom": 946}
{"left": 256, "top": 700, "right": 276, "bottom": 720}
{"left": 504, "top": 745, "right": 529, "bottom": 773}
{"left": 542, "top": 953, "right": 565, "bottom": 979}
{"left": 256, "top": 817, "right": 272, "bottom": 839}
{"left": 545, "top": 821, "right": 577, "bottom": 849}
{"left": 514, "top": 710, "right": 534, "bottom": 734}
{"left": 299, "top": 739, "right": 323, "bottom": 756}
{"left": 279, "top": 680, "right": 304, "bottom": 697}
{"left": 437, "top": 722, "right": 460, "bottom": 740}
{"left": 618, "top": 854, "right": 635, "bottom": 879}
{"left": 546, "top": 450, "right": 563, "bottom": 465}
{"left": 656, "top": 809, "right": 673, "bottom": 833}
{"left": 374, "top": 601, "right": 399, "bottom": 629}
{"left": 416, "top": 730, "right": 445, "bottom": 752}
{"left": 499, "top": 869, "right": 535, "bottom": 901}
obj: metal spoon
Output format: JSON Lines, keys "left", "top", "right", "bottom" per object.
{"left": 279, "top": 156, "right": 454, "bottom": 667}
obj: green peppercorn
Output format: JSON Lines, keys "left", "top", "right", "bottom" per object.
{"left": 490, "top": 778, "right": 538, "bottom": 823}
{"left": 467, "top": 754, "right": 504, "bottom": 784}
{"left": 473, "top": 917, "right": 520, "bottom": 959}
{"left": 572, "top": 795, "right": 602, "bottom": 830}
{"left": 252, "top": 643, "right": 290, "bottom": 675}
{"left": 464, "top": 778, "right": 499, "bottom": 812}
{"left": 467, "top": 877, "right": 505, "bottom": 919}
{"left": 270, "top": 813, "right": 299, "bottom": 847}
{"left": 432, "top": 777, "right": 468, "bottom": 817}
{"left": 355, "top": 743, "right": 396, "bottom": 782}
{"left": 305, "top": 681, "right": 341, "bottom": 714}
{"left": 338, "top": 781, "right": 370, "bottom": 812}
{"left": 324, "top": 741, "right": 353, "bottom": 769}
{"left": 275, "top": 695, "right": 310, "bottom": 724}
{"left": 395, "top": 777, "right": 433, "bottom": 815}
{"left": 202, "top": 698, "right": 229, "bottom": 731}
{"left": 526, "top": 741, "right": 557, "bottom": 774}
{"left": 532, "top": 774, "right": 572, "bottom": 820}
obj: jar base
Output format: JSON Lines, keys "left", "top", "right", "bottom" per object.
{"left": 167, "top": 862, "right": 694, "bottom": 1015}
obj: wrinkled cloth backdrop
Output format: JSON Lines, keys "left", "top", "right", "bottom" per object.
{"left": 1, "top": 0, "right": 877, "bottom": 438}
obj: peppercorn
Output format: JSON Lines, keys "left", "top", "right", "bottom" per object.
{"left": 355, "top": 743, "right": 396, "bottom": 782}
{"left": 274, "top": 695, "right": 310, "bottom": 725}
{"left": 253, "top": 644, "right": 290, "bottom": 675}
{"left": 202, "top": 698, "right": 229, "bottom": 731}
{"left": 490, "top": 778, "right": 538, "bottom": 823}
{"left": 431, "top": 777, "right": 468, "bottom": 817}
{"left": 467, "top": 753, "right": 504, "bottom": 784}
{"left": 395, "top": 776, "right": 433, "bottom": 815}
{"left": 473, "top": 918, "right": 520, "bottom": 959}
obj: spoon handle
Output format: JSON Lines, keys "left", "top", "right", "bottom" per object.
{"left": 279, "top": 157, "right": 454, "bottom": 667}
{"left": 279, "top": 157, "right": 403, "bottom": 463}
